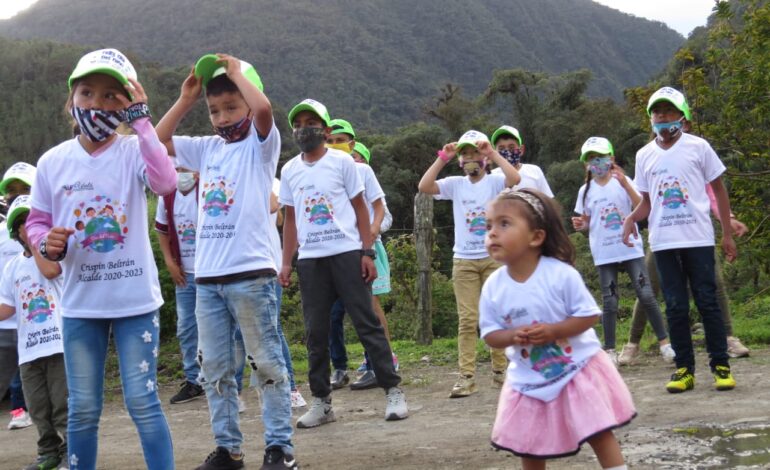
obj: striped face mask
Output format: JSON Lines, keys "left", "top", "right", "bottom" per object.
{"left": 70, "top": 106, "right": 124, "bottom": 142}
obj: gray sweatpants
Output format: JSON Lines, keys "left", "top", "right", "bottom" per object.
{"left": 20, "top": 353, "right": 68, "bottom": 458}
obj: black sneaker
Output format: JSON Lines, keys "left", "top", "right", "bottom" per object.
{"left": 195, "top": 447, "right": 244, "bottom": 470}
{"left": 170, "top": 381, "right": 205, "bottom": 404}
{"left": 260, "top": 446, "right": 298, "bottom": 469}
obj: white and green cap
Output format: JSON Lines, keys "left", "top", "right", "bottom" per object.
{"left": 646, "top": 87, "right": 691, "bottom": 120}
{"left": 353, "top": 142, "right": 370, "bottom": 163}
{"left": 580, "top": 137, "right": 614, "bottom": 162}
{"left": 68, "top": 49, "right": 137, "bottom": 93}
{"left": 6, "top": 194, "right": 31, "bottom": 238}
{"left": 456, "top": 130, "right": 490, "bottom": 153}
{"left": 0, "top": 162, "right": 36, "bottom": 196}
{"left": 490, "top": 125, "right": 522, "bottom": 146}
{"left": 288, "top": 99, "right": 331, "bottom": 127}
{"left": 330, "top": 118, "right": 356, "bottom": 138}
{"left": 194, "top": 54, "right": 264, "bottom": 91}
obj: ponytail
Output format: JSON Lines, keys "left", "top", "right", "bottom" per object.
{"left": 581, "top": 167, "right": 592, "bottom": 210}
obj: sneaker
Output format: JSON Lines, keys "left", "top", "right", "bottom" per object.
{"left": 195, "top": 446, "right": 245, "bottom": 470}
{"left": 666, "top": 368, "right": 695, "bottom": 393}
{"left": 356, "top": 357, "right": 369, "bottom": 373}
{"left": 330, "top": 369, "right": 349, "bottom": 390}
{"left": 449, "top": 375, "right": 477, "bottom": 398}
{"left": 237, "top": 395, "right": 246, "bottom": 414}
{"left": 290, "top": 389, "right": 307, "bottom": 408}
{"left": 170, "top": 381, "right": 205, "bottom": 404}
{"left": 385, "top": 387, "right": 409, "bottom": 421}
{"left": 660, "top": 343, "right": 676, "bottom": 363}
{"left": 727, "top": 336, "right": 750, "bottom": 358}
{"left": 8, "top": 408, "right": 32, "bottom": 430}
{"left": 606, "top": 349, "right": 619, "bottom": 366}
{"left": 713, "top": 365, "right": 736, "bottom": 391}
{"left": 492, "top": 371, "right": 505, "bottom": 387}
{"left": 392, "top": 352, "right": 400, "bottom": 372}
{"left": 350, "top": 370, "right": 378, "bottom": 390}
{"left": 617, "top": 343, "right": 639, "bottom": 366}
{"left": 296, "top": 396, "right": 336, "bottom": 429}
{"left": 260, "top": 446, "right": 298, "bottom": 469}
{"left": 24, "top": 455, "right": 61, "bottom": 470}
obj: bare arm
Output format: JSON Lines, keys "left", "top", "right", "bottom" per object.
{"left": 622, "top": 192, "right": 650, "bottom": 247}
{"left": 525, "top": 315, "right": 600, "bottom": 345}
{"left": 480, "top": 141, "right": 521, "bottom": 187}
{"left": 279, "top": 205, "right": 298, "bottom": 288}
{"left": 418, "top": 143, "right": 456, "bottom": 194}
{"left": 351, "top": 193, "right": 373, "bottom": 250}
{"left": 370, "top": 198, "right": 385, "bottom": 240}
{"left": 31, "top": 249, "right": 62, "bottom": 280}
{"left": 156, "top": 231, "right": 186, "bottom": 286}
{"left": 155, "top": 68, "right": 202, "bottom": 156}
{"left": 218, "top": 54, "right": 273, "bottom": 138}
{"left": 0, "top": 304, "right": 15, "bottom": 321}
{"left": 710, "top": 176, "right": 737, "bottom": 262}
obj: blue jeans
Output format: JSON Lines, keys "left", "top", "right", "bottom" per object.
{"left": 328, "top": 298, "right": 348, "bottom": 370}
{"left": 10, "top": 369, "right": 26, "bottom": 410}
{"left": 196, "top": 277, "right": 293, "bottom": 455}
{"left": 654, "top": 247, "right": 729, "bottom": 371}
{"left": 63, "top": 311, "right": 174, "bottom": 470}
{"left": 176, "top": 273, "right": 200, "bottom": 384}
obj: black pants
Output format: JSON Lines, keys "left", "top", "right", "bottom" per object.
{"left": 297, "top": 250, "right": 400, "bottom": 397}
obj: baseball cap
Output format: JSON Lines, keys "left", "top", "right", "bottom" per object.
{"left": 68, "top": 49, "right": 137, "bottom": 95}
{"left": 288, "top": 99, "right": 331, "bottom": 127}
{"left": 6, "top": 194, "right": 31, "bottom": 238}
{"left": 646, "top": 87, "right": 692, "bottom": 120}
{"left": 490, "top": 125, "right": 522, "bottom": 146}
{"left": 330, "top": 119, "right": 356, "bottom": 138}
{"left": 580, "top": 137, "right": 614, "bottom": 162}
{"left": 194, "top": 54, "right": 263, "bottom": 91}
{"left": 353, "top": 142, "right": 371, "bottom": 163}
{"left": 0, "top": 162, "right": 36, "bottom": 196}
{"left": 456, "top": 130, "right": 490, "bottom": 153}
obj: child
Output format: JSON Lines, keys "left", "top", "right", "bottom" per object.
{"left": 156, "top": 53, "right": 296, "bottom": 469}
{"left": 418, "top": 130, "right": 520, "bottom": 398}
{"left": 622, "top": 87, "right": 736, "bottom": 393}
{"left": 0, "top": 195, "right": 67, "bottom": 470}
{"left": 26, "top": 48, "right": 176, "bottom": 470}
{"left": 571, "top": 137, "right": 673, "bottom": 365}
{"left": 481, "top": 188, "right": 635, "bottom": 469}
{"left": 490, "top": 126, "right": 554, "bottom": 196}
{"left": 279, "top": 99, "right": 407, "bottom": 427}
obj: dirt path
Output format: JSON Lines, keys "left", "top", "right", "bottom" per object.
{"left": 3, "top": 349, "right": 770, "bottom": 469}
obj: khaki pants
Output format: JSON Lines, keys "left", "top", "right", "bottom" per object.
{"left": 452, "top": 257, "right": 508, "bottom": 377}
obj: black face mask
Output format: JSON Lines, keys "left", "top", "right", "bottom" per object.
{"left": 214, "top": 117, "right": 251, "bottom": 143}
{"left": 499, "top": 149, "right": 522, "bottom": 166}
{"left": 292, "top": 127, "right": 326, "bottom": 153}
{"left": 70, "top": 106, "right": 124, "bottom": 142}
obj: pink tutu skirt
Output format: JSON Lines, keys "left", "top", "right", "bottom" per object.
{"left": 491, "top": 350, "right": 636, "bottom": 459}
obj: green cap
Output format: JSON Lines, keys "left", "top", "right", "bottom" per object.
{"left": 68, "top": 49, "right": 137, "bottom": 98}
{"left": 456, "top": 130, "right": 490, "bottom": 153}
{"left": 353, "top": 142, "right": 371, "bottom": 163}
{"left": 646, "top": 87, "right": 691, "bottom": 121}
{"left": 6, "top": 194, "right": 31, "bottom": 238}
{"left": 288, "top": 99, "right": 331, "bottom": 127}
{"left": 0, "top": 162, "right": 36, "bottom": 196}
{"left": 194, "top": 54, "right": 264, "bottom": 91}
{"left": 490, "top": 125, "right": 522, "bottom": 146}
{"left": 330, "top": 118, "right": 356, "bottom": 138}
{"left": 580, "top": 137, "right": 614, "bottom": 162}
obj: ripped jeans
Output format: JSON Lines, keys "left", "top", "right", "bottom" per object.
{"left": 196, "top": 276, "right": 293, "bottom": 455}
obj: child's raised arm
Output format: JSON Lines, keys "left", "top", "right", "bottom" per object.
{"left": 156, "top": 67, "right": 203, "bottom": 156}
{"left": 217, "top": 54, "right": 273, "bottom": 138}
{"left": 479, "top": 141, "right": 521, "bottom": 187}
{"left": 418, "top": 143, "right": 456, "bottom": 194}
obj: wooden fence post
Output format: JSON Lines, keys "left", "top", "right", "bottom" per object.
{"left": 414, "top": 192, "right": 434, "bottom": 345}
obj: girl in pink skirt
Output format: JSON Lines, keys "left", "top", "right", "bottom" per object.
{"left": 480, "top": 188, "right": 635, "bottom": 470}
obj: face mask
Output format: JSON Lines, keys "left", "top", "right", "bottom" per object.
{"left": 177, "top": 172, "right": 196, "bottom": 193}
{"left": 460, "top": 159, "right": 486, "bottom": 177}
{"left": 498, "top": 149, "right": 521, "bottom": 166}
{"left": 588, "top": 157, "right": 612, "bottom": 177}
{"left": 214, "top": 117, "right": 251, "bottom": 143}
{"left": 652, "top": 118, "right": 684, "bottom": 138}
{"left": 293, "top": 127, "right": 326, "bottom": 153}
{"left": 326, "top": 142, "right": 353, "bottom": 154}
{"left": 70, "top": 106, "right": 124, "bottom": 142}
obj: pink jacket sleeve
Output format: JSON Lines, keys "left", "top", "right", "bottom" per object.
{"left": 133, "top": 117, "right": 177, "bottom": 196}
{"left": 26, "top": 208, "right": 53, "bottom": 250}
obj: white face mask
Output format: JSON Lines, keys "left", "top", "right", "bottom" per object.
{"left": 177, "top": 172, "right": 196, "bottom": 192}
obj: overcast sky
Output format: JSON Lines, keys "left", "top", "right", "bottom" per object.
{"left": 1, "top": 0, "right": 716, "bottom": 36}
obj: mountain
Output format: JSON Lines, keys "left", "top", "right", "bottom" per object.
{"left": 0, "top": 0, "right": 683, "bottom": 130}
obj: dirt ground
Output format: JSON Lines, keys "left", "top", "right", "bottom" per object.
{"left": 2, "top": 348, "right": 770, "bottom": 469}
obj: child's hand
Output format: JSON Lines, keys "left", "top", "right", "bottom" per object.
{"left": 722, "top": 235, "right": 737, "bottom": 263}
{"left": 370, "top": 225, "right": 381, "bottom": 242}
{"left": 525, "top": 323, "right": 556, "bottom": 345}
{"left": 611, "top": 164, "right": 627, "bottom": 183}
{"left": 730, "top": 218, "right": 748, "bottom": 238}
{"left": 571, "top": 214, "right": 588, "bottom": 231}
{"left": 166, "top": 262, "right": 187, "bottom": 287}
{"left": 278, "top": 265, "right": 293, "bottom": 288}
{"left": 216, "top": 53, "right": 244, "bottom": 80}
{"left": 442, "top": 143, "right": 458, "bottom": 161}
{"left": 180, "top": 66, "right": 202, "bottom": 102}
{"left": 361, "top": 254, "right": 377, "bottom": 283}
{"left": 117, "top": 77, "right": 149, "bottom": 107}
{"left": 510, "top": 327, "right": 531, "bottom": 346}
{"left": 45, "top": 227, "right": 74, "bottom": 260}
{"left": 476, "top": 140, "right": 495, "bottom": 158}
{"left": 621, "top": 216, "right": 638, "bottom": 247}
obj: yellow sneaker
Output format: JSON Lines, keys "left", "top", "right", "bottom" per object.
{"left": 713, "top": 365, "right": 736, "bottom": 391}
{"left": 449, "top": 375, "right": 477, "bottom": 398}
{"left": 666, "top": 367, "right": 695, "bottom": 393}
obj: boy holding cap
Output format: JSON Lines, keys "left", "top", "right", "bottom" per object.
{"left": 490, "top": 125, "right": 554, "bottom": 197}
{"left": 279, "top": 99, "right": 408, "bottom": 427}
{"left": 157, "top": 54, "right": 296, "bottom": 470}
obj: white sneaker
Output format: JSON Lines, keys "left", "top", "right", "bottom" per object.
{"left": 237, "top": 395, "right": 246, "bottom": 414}
{"left": 297, "top": 396, "right": 335, "bottom": 428}
{"left": 605, "top": 349, "right": 619, "bottom": 367}
{"left": 727, "top": 336, "right": 750, "bottom": 358}
{"left": 290, "top": 389, "right": 307, "bottom": 408}
{"left": 617, "top": 343, "right": 639, "bottom": 366}
{"left": 660, "top": 343, "right": 676, "bottom": 363}
{"left": 8, "top": 408, "right": 32, "bottom": 430}
{"left": 385, "top": 387, "right": 408, "bottom": 421}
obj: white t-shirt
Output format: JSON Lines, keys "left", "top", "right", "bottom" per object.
{"left": 173, "top": 122, "right": 280, "bottom": 277}
{"left": 434, "top": 174, "right": 506, "bottom": 259}
{"left": 155, "top": 188, "right": 198, "bottom": 274}
{"left": 357, "top": 163, "right": 386, "bottom": 241}
{"left": 0, "top": 254, "right": 63, "bottom": 365}
{"left": 30, "top": 136, "right": 163, "bottom": 318}
{"left": 479, "top": 257, "right": 602, "bottom": 402}
{"left": 280, "top": 149, "right": 365, "bottom": 260}
{"left": 0, "top": 232, "right": 22, "bottom": 329}
{"left": 634, "top": 133, "right": 725, "bottom": 252}
{"left": 269, "top": 178, "right": 282, "bottom": 268}
{"left": 574, "top": 176, "right": 644, "bottom": 265}
{"left": 493, "top": 163, "right": 553, "bottom": 197}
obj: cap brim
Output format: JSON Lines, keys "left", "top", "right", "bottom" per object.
{"left": 491, "top": 129, "right": 521, "bottom": 146}
{"left": 456, "top": 142, "right": 479, "bottom": 153}
{"left": 68, "top": 67, "right": 132, "bottom": 100}
{"left": 580, "top": 150, "right": 610, "bottom": 162}
{"left": 0, "top": 177, "right": 31, "bottom": 196}
{"left": 288, "top": 104, "right": 329, "bottom": 127}
{"left": 194, "top": 54, "right": 221, "bottom": 87}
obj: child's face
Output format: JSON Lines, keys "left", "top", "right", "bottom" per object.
{"left": 292, "top": 111, "right": 326, "bottom": 130}
{"left": 3, "top": 181, "right": 30, "bottom": 201}
{"left": 485, "top": 199, "right": 541, "bottom": 264}
{"left": 650, "top": 101, "right": 683, "bottom": 124}
{"left": 495, "top": 137, "right": 522, "bottom": 154}
{"left": 18, "top": 223, "right": 29, "bottom": 246}
{"left": 206, "top": 91, "right": 251, "bottom": 128}
{"left": 72, "top": 73, "right": 127, "bottom": 112}
{"left": 351, "top": 151, "right": 365, "bottom": 164}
